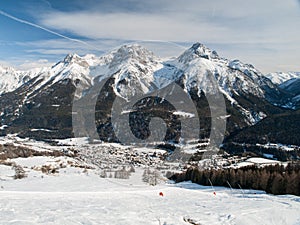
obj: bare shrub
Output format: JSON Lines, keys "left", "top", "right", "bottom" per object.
{"left": 13, "top": 165, "right": 27, "bottom": 179}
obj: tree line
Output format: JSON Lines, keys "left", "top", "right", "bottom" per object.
{"left": 170, "top": 162, "right": 300, "bottom": 196}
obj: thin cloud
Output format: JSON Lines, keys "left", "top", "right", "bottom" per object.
{"left": 18, "top": 38, "right": 187, "bottom": 59}
{"left": 37, "top": 0, "right": 300, "bottom": 44}
{"left": 18, "top": 59, "right": 53, "bottom": 70}
{"left": 1, "top": 0, "right": 300, "bottom": 73}
{"left": 0, "top": 10, "right": 101, "bottom": 51}
{"left": 36, "top": 0, "right": 300, "bottom": 73}
{"left": 17, "top": 38, "right": 128, "bottom": 56}
{"left": 40, "top": 11, "right": 230, "bottom": 42}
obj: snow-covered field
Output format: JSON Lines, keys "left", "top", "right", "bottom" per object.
{"left": 0, "top": 161, "right": 300, "bottom": 225}
{"left": 1, "top": 164, "right": 300, "bottom": 225}
{"left": 0, "top": 135, "right": 300, "bottom": 225}
{"left": 0, "top": 157, "right": 299, "bottom": 225}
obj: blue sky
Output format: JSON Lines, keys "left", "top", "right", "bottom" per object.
{"left": 0, "top": 0, "right": 300, "bottom": 73}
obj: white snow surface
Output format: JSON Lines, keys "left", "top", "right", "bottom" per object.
{"left": 0, "top": 65, "right": 49, "bottom": 94}
{"left": 0, "top": 165, "right": 299, "bottom": 225}
{"left": 173, "top": 111, "right": 195, "bottom": 118}
{"left": 0, "top": 136, "right": 299, "bottom": 224}
{"left": 266, "top": 72, "right": 300, "bottom": 85}
{"left": 246, "top": 157, "right": 280, "bottom": 165}
{"left": 56, "top": 137, "right": 90, "bottom": 146}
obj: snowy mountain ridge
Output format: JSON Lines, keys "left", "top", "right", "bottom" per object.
{"left": 0, "top": 65, "right": 49, "bottom": 94}
{"left": 0, "top": 43, "right": 292, "bottom": 105}
{"left": 266, "top": 71, "right": 300, "bottom": 85}
{"left": 1, "top": 42, "right": 299, "bottom": 142}
{"left": 101, "top": 44, "right": 163, "bottom": 99}
{"left": 84, "top": 42, "right": 281, "bottom": 110}
{"left": 176, "top": 43, "right": 269, "bottom": 98}
{"left": 0, "top": 44, "right": 272, "bottom": 97}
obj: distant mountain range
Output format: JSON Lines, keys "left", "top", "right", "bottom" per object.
{"left": 266, "top": 71, "right": 300, "bottom": 85}
{"left": 0, "top": 43, "right": 299, "bottom": 155}
{"left": 266, "top": 72, "right": 300, "bottom": 109}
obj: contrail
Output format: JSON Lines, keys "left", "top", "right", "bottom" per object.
{"left": 0, "top": 10, "right": 101, "bottom": 51}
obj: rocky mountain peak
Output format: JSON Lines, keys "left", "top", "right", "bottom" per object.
{"left": 62, "top": 53, "right": 90, "bottom": 68}
{"left": 63, "top": 53, "right": 80, "bottom": 62}
{"left": 178, "top": 42, "right": 219, "bottom": 64}
{"left": 191, "top": 42, "right": 219, "bottom": 59}
{"left": 110, "top": 44, "right": 157, "bottom": 67}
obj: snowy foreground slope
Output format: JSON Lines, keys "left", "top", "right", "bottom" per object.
{"left": 0, "top": 136, "right": 299, "bottom": 225}
{"left": 0, "top": 172, "right": 300, "bottom": 225}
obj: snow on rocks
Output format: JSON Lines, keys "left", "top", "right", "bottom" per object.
{"left": 266, "top": 72, "right": 300, "bottom": 85}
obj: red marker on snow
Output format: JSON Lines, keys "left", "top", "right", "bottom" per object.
{"left": 213, "top": 191, "right": 216, "bottom": 196}
{"left": 159, "top": 192, "right": 164, "bottom": 197}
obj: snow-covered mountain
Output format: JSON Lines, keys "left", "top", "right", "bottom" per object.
{"left": 176, "top": 43, "right": 279, "bottom": 100}
{"left": 94, "top": 44, "right": 163, "bottom": 100}
{"left": 279, "top": 78, "right": 300, "bottom": 94}
{"left": 279, "top": 77, "right": 300, "bottom": 109}
{"left": 0, "top": 44, "right": 290, "bottom": 108}
{"left": 84, "top": 43, "right": 286, "bottom": 123}
{"left": 0, "top": 53, "right": 109, "bottom": 139}
{"left": 90, "top": 43, "right": 281, "bottom": 105}
{"left": 266, "top": 71, "right": 300, "bottom": 85}
{"left": 0, "top": 65, "right": 49, "bottom": 94}
{"left": 0, "top": 53, "right": 111, "bottom": 110}
{"left": 0, "top": 43, "right": 298, "bottom": 146}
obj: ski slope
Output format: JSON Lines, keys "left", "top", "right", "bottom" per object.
{"left": 0, "top": 163, "right": 299, "bottom": 225}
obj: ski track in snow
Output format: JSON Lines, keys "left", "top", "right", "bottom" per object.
{"left": 0, "top": 178, "right": 299, "bottom": 225}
